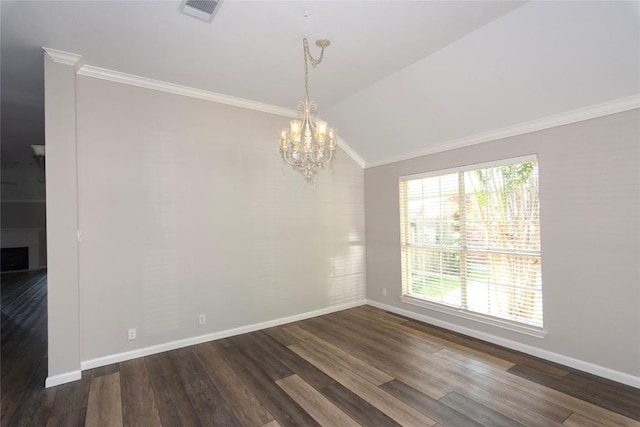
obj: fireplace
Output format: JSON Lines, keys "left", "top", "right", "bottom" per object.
{"left": 1, "top": 247, "right": 29, "bottom": 272}
{"left": 1, "top": 228, "right": 41, "bottom": 271}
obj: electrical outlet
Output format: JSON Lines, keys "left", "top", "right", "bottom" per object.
{"left": 128, "top": 328, "right": 136, "bottom": 340}
{"left": 382, "top": 288, "right": 387, "bottom": 296}
{"left": 199, "top": 314, "right": 206, "bottom": 325}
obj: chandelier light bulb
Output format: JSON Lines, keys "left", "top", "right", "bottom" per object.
{"left": 315, "top": 121, "right": 327, "bottom": 143}
{"left": 280, "top": 129, "right": 288, "bottom": 149}
{"left": 290, "top": 120, "right": 302, "bottom": 143}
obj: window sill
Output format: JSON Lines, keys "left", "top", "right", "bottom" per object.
{"left": 400, "top": 295, "right": 547, "bottom": 339}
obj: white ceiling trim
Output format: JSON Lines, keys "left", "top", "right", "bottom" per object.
{"left": 365, "top": 95, "right": 640, "bottom": 169}
{"left": 333, "top": 135, "right": 365, "bottom": 168}
{"left": 40, "top": 48, "right": 365, "bottom": 169}
{"left": 78, "top": 64, "right": 298, "bottom": 118}
{"left": 77, "top": 65, "right": 365, "bottom": 168}
{"left": 42, "top": 47, "right": 84, "bottom": 72}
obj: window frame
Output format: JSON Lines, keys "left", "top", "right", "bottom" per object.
{"left": 398, "top": 155, "right": 545, "bottom": 338}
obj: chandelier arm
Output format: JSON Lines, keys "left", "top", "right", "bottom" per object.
{"left": 282, "top": 149, "right": 298, "bottom": 167}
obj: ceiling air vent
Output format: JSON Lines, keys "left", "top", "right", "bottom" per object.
{"left": 181, "top": 0, "right": 221, "bottom": 23}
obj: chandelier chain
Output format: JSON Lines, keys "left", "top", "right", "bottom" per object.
{"left": 303, "top": 38, "right": 325, "bottom": 101}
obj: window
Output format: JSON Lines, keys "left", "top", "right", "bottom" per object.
{"left": 399, "top": 156, "right": 542, "bottom": 331}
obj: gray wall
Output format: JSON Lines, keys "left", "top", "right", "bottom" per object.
{"left": 74, "top": 76, "right": 365, "bottom": 363}
{"left": 365, "top": 110, "right": 640, "bottom": 380}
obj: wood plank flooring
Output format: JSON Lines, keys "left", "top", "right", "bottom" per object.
{"left": 2, "top": 272, "right": 640, "bottom": 426}
{"left": 1, "top": 270, "right": 52, "bottom": 426}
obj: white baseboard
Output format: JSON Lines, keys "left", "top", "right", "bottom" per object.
{"left": 81, "top": 300, "right": 367, "bottom": 371}
{"left": 366, "top": 299, "right": 640, "bottom": 389}
{"left": 50, "top": 298, "right": 639, "bottom": 389}
{"left": 45, "top": 370, "right": 81, "bottom": 388}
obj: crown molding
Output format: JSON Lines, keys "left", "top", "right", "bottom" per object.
{"left": 42, "top": 48, "right": 84, "bottom": 72}
{"left": 365, "top": 95, "right": 640, "bottom": 168}
{"left": 77, "top": 65, "right": 297, "bottom": 118}
{"left": 73, "top": 62, "right": 365, "bottom": 169}
{"left": 336, "top": 136, "right": 366, "bottom": 168}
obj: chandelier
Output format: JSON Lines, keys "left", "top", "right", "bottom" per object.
{"left": 279, "top": 37, "right": 337, "bottom": 180}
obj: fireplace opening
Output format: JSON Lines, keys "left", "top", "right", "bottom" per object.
{"left": 1, "top": 247, "right": 29, "bottom": 272}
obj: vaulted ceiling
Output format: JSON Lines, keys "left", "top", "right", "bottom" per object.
{"left": 2, "top": 0, "right": 639, "bottom": 197}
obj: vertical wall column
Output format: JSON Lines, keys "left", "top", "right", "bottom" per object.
{"left": 43, "top": 49, "right": 82, "bottom": 387}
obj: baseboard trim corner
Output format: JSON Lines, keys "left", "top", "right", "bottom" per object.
{"left": 81, "top": 299, "right": 367, "bottom": 371}
{"left": 45, "top": 370, "right": 82, "bottom": 388}
{"left": 366, "top": 299, "right": 640, "bottom": 389}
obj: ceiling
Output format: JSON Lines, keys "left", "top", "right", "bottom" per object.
{"left": 1, "top": 0, "right": 639, "bottom": 197}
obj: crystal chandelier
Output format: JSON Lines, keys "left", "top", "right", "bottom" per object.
{"left": 279, "top": 37, "right": 337, "bottom": 180}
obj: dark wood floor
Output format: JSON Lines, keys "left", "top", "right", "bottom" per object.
{"left": 1, "top": 270, "right": 50, "bottom": 426}
{"left": 2, "top": 272, "right": 640, "bottom": 426}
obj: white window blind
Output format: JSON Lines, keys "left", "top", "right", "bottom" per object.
{"left": 399, "top": 158, "right": 543, "bottom": 328}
